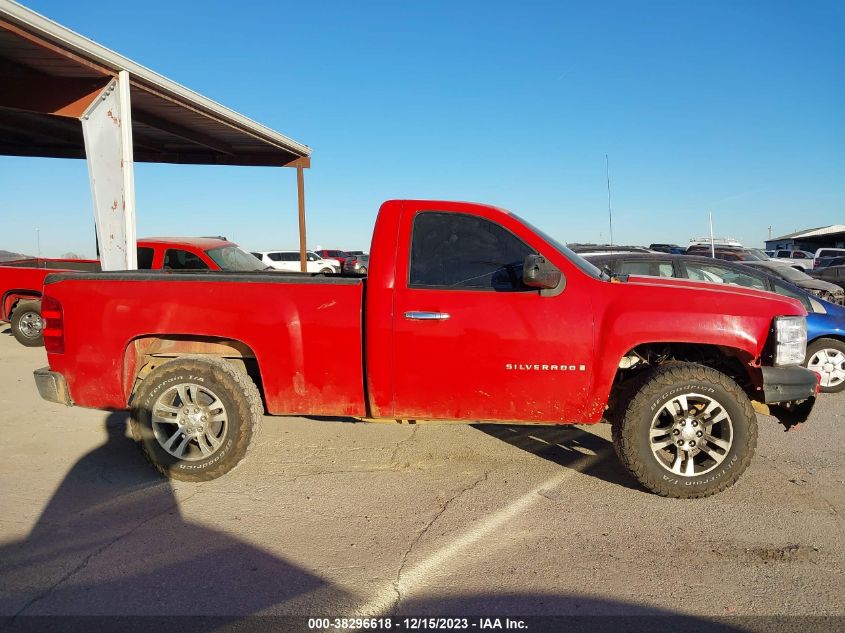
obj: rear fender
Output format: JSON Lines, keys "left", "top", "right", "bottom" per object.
{"left": 2, "top": 291, "right": 41, "bottom": 322}
{"left": 123, "top": 335, "right": 260, "bottom": 405}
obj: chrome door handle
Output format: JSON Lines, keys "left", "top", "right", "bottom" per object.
{"left": 404, "top": 311, "right": 451, "bottom": 321}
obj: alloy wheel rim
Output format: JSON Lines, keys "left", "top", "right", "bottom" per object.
{"left": 807, "top": 349, "right": 845, "bottom": 388}
{"left": 151, "top": 383, "right": 228, "bottom": 461}
{"left": 650, "top": 393, "right": 733, "bottom": 477}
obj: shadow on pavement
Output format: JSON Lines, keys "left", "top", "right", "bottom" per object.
{"left": 473, "top": 424, "right": 643, "bottom": 492}
{"left": 0, "top": 412, "right": 756, "bottom": 632}
{"left": 0, "top": 412, "right": 330, "bottom": 618}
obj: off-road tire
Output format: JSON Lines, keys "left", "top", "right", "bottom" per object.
{"left": 611, "top": 362, "right": 757, "bottom": 498}
{"left": 805, "top": 337, "right": 845, "bottom": 393}
{"left": 130, "top": 356, "right": 263, "bottom": 481}
{"left": 10, "top": 300, "right": 43, "bottom": 347}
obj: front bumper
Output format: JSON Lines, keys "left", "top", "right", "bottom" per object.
{"left": 761, "top": 365, "right": 819, "bottom": 404}
{"left": 33, "top": 367, "right": 71, "bottom": 406}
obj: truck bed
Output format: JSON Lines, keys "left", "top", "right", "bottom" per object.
{"left": 43, "top": 271, "right": 367, "bottom": 417}
{"left": 1, "top": 258, "right": 101, "bottom": 271}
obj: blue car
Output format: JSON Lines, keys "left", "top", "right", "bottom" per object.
{"left": 805, "top": 300, "right": 845, "bottom": 393}
{"left": 586, "top": 253, "right": 845, "bottom": 393}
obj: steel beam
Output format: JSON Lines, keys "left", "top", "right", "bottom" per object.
{"left": 297, "top": 164, "right": 307, "bottom": 272}
{"left": 80, "top": 71, "right": 137, "bottom": 270}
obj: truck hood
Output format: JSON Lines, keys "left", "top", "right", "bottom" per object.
{"left": 621, "top": 274, "right": 807, "bottom": 315}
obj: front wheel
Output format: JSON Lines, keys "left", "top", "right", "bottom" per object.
{"left": 805, "top": 338, "right": 845, "bottom": 393}
{"left": 612, "top": 363, "right": 757, "bottom": 498}
{"left": 130, "top": 356, "right": 263, "bottom": 481}
{"left": 319, "top": 267, "right": 333, "bottom": 274}
{"left": 11, "top": 300, "right": 43, "bottom": 347}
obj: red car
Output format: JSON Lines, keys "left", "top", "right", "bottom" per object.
{"left": 33, "top": 200, "right": 818, "bottom": 498}
{"left": 0, "top": 237, "right": 264, "bottom": 346}
{"left": 315, "top": 249, "right": 350, "bottom": 268}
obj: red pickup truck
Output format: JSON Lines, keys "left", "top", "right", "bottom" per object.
{"left": 1, "top": 237, "right": 266, "bottom": 346}
{"left": 33, "top": 200, "right": 818, "bottom": 498}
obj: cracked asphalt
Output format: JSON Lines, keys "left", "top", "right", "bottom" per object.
{"left": 0, "top": 327, "right": 843, "bottom": 621}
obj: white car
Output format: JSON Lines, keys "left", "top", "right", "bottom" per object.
{"left": 251, "top": 250, "right": 338, "bottom": 273}
{"left": 773, "top": 249, "right": 815, "bottom": 271}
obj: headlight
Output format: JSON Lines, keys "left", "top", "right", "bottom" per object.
{"left": 774, "top": 316, "right": 806, "bottom": 366}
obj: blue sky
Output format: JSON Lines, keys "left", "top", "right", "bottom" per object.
{"left": 1, "top": 0, "right": 843, "bottom": 257}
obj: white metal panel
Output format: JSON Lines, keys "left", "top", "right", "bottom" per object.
{"left": 81, "top": 73, "right": 137, "bottom": 270}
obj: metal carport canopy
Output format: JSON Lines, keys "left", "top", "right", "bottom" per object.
{"left": 0, "top": 0, "right": 312, "bottom": 268}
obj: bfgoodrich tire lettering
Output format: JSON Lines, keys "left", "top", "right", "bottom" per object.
{"left": 130, "top": 356, "right": 263, "bottom": 481}
{"left": 612, "top": 362, "right": 757, "bottom": 498}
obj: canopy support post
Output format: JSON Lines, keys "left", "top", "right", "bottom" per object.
{"left": 80, "top": 70, "right": 137, "bottom": 270}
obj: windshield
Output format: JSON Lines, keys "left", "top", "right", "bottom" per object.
{"left": 206, "top": 246, "right": 268, "bottom": 271}
{"left": 514, "top": 214, "right": 608, "bottom": 280}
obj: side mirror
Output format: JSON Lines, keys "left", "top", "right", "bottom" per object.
{"left": 522, "top": 254, "right": 563, "bottom": 292}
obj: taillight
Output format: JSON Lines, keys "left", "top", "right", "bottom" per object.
{"left": 41, "top": 295, "right": 64, "bottom": 354}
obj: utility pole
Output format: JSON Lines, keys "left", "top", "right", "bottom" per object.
{"left": 36, "top": 228, "right": 41, "bottom": 259}
{"left": 605, "top": 154, "right": 613, "bottom": 246}
{"left": 708, "top": 210, "right": 715, "bottom": 258}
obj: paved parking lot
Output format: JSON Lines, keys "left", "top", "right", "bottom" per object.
{"left": 0, "top": 326, "right": 843, "bottom": 625}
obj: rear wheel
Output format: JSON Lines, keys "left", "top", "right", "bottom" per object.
{"left": 805, "top": 338, "right": 845, "bottom": 393}
{"left": 11, "top": 300, "right": 43, "bottom": 347}
{"left": 612, "top": 363, "right": 757, "bottom": 498}
{"left": 130, "top": 356, "right": 262, "bottom": 481}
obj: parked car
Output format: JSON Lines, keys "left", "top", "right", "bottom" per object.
{"left": 0, "top": 237, "right": 264, "bottom": 347}
{"left": 685, "top": 244, "right": 774, "bottom": 263}
{"left": 252, "top": 250, "right": 338, "bottom": 273}
{"left": 814, "top": 248, "right": 845, "bottom": 262}
{"left": 773, "top": 250, "right": 815, "bottom": 271}
{"left": 814, "top": 256, "right": 845, "bottom": 270}
{"left": 586, "top": 252, "right": 844, "bottom": 392}
{"left": 649, "top": 243, "right": 685, "bottom": 254}
{"left": 315, "top": 249, "right": 351, "bottom": 268}
{"left": 742, "top": 262, "right": 844, "bottom": 305}
{"left": 34, "top": 199, "right": 817, "bottom": 497}
{"left": 809, "top": 265, "right": 845, "bottom": 291}
{"left": 343, "top": 254, "right": 370, "bottom": 275}
{"left": 567, "top": 244, "right": 653, "bottom": 257}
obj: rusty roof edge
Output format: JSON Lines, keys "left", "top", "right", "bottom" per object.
{"left": 0, "top": 0, "right": 311, "bottom": 157}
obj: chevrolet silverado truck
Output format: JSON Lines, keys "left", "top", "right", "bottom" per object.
{"left": 33, "top": 200, "right": 819, "bottom": 498}
{"left": 0, "top": 237, "right": 266, "bottom": 346}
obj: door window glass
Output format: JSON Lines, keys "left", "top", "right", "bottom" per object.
{"left": 657, "top": 263, "right": 674, "bottom": 277}
{"left": 409, "top": 212, "right": 535, "bottom": 291}
{"left": 684, "top": 262, "right": 766, "bottom": 290}
{"left": 617, "top": 260, "right": 674, "bottom": 277}
{"left": 137, "top": 247, "right": 154, "bottom": 269}
{"left": 163, "top": 249, "right": 209, "bottom": 270}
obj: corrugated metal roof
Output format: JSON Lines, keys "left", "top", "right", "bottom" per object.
{"left": 771, "top": 225, "right": 845, "bottom": 241}
{"left": 0, "top": 0, "right": 310, "bottom": 166}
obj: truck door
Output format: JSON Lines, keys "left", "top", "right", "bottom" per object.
{"left": 391, "top": 209, "right": 594, "bottom": 423}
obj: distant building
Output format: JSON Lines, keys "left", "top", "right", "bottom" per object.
{"left": 765, "top": 225, "right": 845, "bottom": 252}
